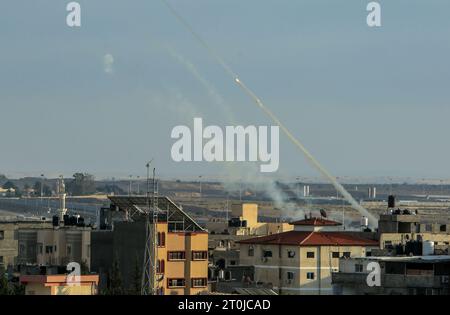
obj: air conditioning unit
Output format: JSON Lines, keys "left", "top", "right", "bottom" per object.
{"left": 441, "top": 276, "right": 449, "bottom": 284}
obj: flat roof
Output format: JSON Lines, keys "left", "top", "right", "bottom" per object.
{"left": 349, "top": 255, "right": 450, "bottom": 264}
{"left": 20, "top": 274, "right": 99, "bottom": 286}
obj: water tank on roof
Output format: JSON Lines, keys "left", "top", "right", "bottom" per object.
{"left": 52, "top": 215, "right": 59, "bottom": 227}
{"left": 423, "top": 241, "right": 435, "bottom": 256}
{"left": 361, "top": 216, "right": 369, "bottom": 228}
{"left": 388, "top": 195, "right": 396, "bottom": 208}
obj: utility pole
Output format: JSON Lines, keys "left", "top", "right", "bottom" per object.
{"left": 40, "top": 174, "right": 44, "bottom": 213}
{"left": 112, "top": 177, "right": 115, "bottom": 196}
{"left": 142, "top": 159, "right": 159, "bottom": 295}
{"left": 129, "top": 175, "right": 133, "bottom": 196}
{"left": 137, "top": 176, "right": 140, "bottom": 195}
{"left": 239, "top": 180, "right": 242, "bottom": 201}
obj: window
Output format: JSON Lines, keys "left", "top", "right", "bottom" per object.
{"left": 157, "top": 232, "right": 166, "bottom": 247}
{"left": 425, "top": 224, "right": 432, "bottom": 232}
{"left": 440, "top": 225, "right": 447, "bottom": 232}
{"left": 168, "top": 251, "right": 186, "bottom": 261}
{"left": 384, "top": 241, "right": 393, "bottom": 248}
{"left": 0, "top": 230, "right": 4, "bottom": 240}
{"left": 19, "top": 244, "right": 25, "bottom": 255}
{"left": 167, "top": 278, "right": 185, "bottom": 288}
{"left": 54, "top": 245, "right": 57, "bottom": 252}
{"left": 157, "top": 260, "right": 165, "bottom": 274}
{"left": 263, "top": 250, "right": 272, "bottom": 258}
{"left": 45, "top": 246, "right": 53, "bottom": 254}
{"left": 229, "top": 260, "right": 236, "bottom": 266}
{"left": 287, "top": 272, "right": 294, "bottom": 280}
{"left": 355, "top": 264, "right": 363, "bottom": 273}
{"left": 306, "top": 252, "right": 315, "bottom": 259}
{"left": 287, "top": 250, "right": 296, "bottom": 258}
{"left": 342, "top": 252, "right": 351, "bottom": 258}
{"left": 332, "top": 252, "right": 340, "bottom": 258}
{"left": 0, "top": 256, "right": 3, "bottom": 264}
{"left": 306, "top": 272, "right": 315, "bottom": 280}
{"left": 191, "top": 278, "right": 207, "bottom": 288}
{"left": 38, "top": 244, "right": 43, "bottom": 255}
{"left": 248, "top": 246, "right": 254, "bottom": 257}
{"left": 192, "top": 251, "right": 208, "bottom": 261}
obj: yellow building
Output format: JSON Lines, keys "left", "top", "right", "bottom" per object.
{"left": 207, "top": 203, "right": 293, "bottom": 237}
{"left": 154, "top": 222, "right": 209, "bottom": 295}
{"left": 20, "top": 275, "right": 99, "bottom": 295}
{"left": 238, "top": 217, "right": 379, "bottom": 295}
{"left": 93, "top": 196, "right": 209, "bottom": 295}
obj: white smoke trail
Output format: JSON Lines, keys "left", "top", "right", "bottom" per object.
{"left": 163, "top": 44, "right": 301, "bottom": 218}
{"left": 160, "top": 0, "right": 378, "bottom": 227}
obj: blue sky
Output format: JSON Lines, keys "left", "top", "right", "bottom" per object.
{"left": 1, "top": 1, "right": 449, "bottom": 180}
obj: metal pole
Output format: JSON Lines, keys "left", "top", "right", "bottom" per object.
{"left": 129, "top": 175, "right": 132, "bottom": 196}
{"left": 40, "top": 174, "right": 44, "bottom": 213}
{"left": 112, "top": 177, "right": 115, "bottom": 195}
{"left": 137, "top": 176, "right": 140, "bottom": 195}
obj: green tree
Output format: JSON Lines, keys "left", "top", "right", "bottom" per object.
{"left": 0, "top": 271, "right": 12, "bottom": 295}
{"left": 105, "top": 255, "right": 123, "bottom": 295}
{"left": 131, "top": 255, "right": 142, "bottom": 295}
{"left": 2, "top": 181, "right": 16, "bottom": 190}
{"left": 67, "top": 173, "right": 96, "bottom": 196}
{"left": 11, "top": 283, "right": 25, "bottom": 295}
{"left": 32, "top": 181, "right": 52, "bottom": 197}
{"left": 1, "top": 181, "right": 20, "bottom": 198}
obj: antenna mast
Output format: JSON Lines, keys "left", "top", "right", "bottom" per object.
{"left": 141, "top": 160, "right": 159, "bottom": 295}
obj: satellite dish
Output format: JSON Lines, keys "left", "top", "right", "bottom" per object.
{"left": 320, "top": 209, "right": 327, "bottom": 218}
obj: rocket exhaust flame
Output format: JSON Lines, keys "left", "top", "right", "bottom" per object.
{"left": 161, "top": 0, "right": 378, "bottom": 227}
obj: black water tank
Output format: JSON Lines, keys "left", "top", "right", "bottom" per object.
{"left": 77, "top": 217, "right": 85, "bottom": 226}
{"left": 63, "top": 214, "right": 70, "bottom": 225}
{"left": 69, "top": 216, "right": 77, "bottom": 226}
{"left": 388, "top": 195, "right": 396, "bottom": 208}
{"left": 52, "top": 215, "right": 59, "bottom": 227}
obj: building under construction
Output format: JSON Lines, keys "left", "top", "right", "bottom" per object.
{"left": 91, "top": 196, "right": 209, "bottom": 295}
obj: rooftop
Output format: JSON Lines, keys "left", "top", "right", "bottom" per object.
{"left": 346, "top": 255, "right": 450, "bottom": 264}
{"left": 238, "top": 231, "right": 379, "bottom": 247}
{"left": 290, "top": 217, "right": 341, "bottom": 226}
{"left": 20, "top": 274, "right": 99, "bottom": 286}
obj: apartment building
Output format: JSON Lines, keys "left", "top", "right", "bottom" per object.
{"left": 332, "top": 256, "right": 450, "bottom": 295}
{"left": 378, "top": 212, "right": 450, "bottom": 255}
{"left": 0, "top": 219, "right": 51, "bottom": 269}
{"left": 238, "top": 217, "right": 378, "bottom": 295}
{"left": 91, "top": 196, "right": 209, "bottom": 295}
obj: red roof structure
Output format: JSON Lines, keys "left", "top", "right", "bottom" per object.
{"left": 290, "top": 217, "right": 341, "bottom": 226}
{"left": 238, "top": 231, "right": 379, "bottom": 247}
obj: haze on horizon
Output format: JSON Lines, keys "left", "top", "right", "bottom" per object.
{"left": 1, "top": 0, "right": 450, "bottom": 181}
